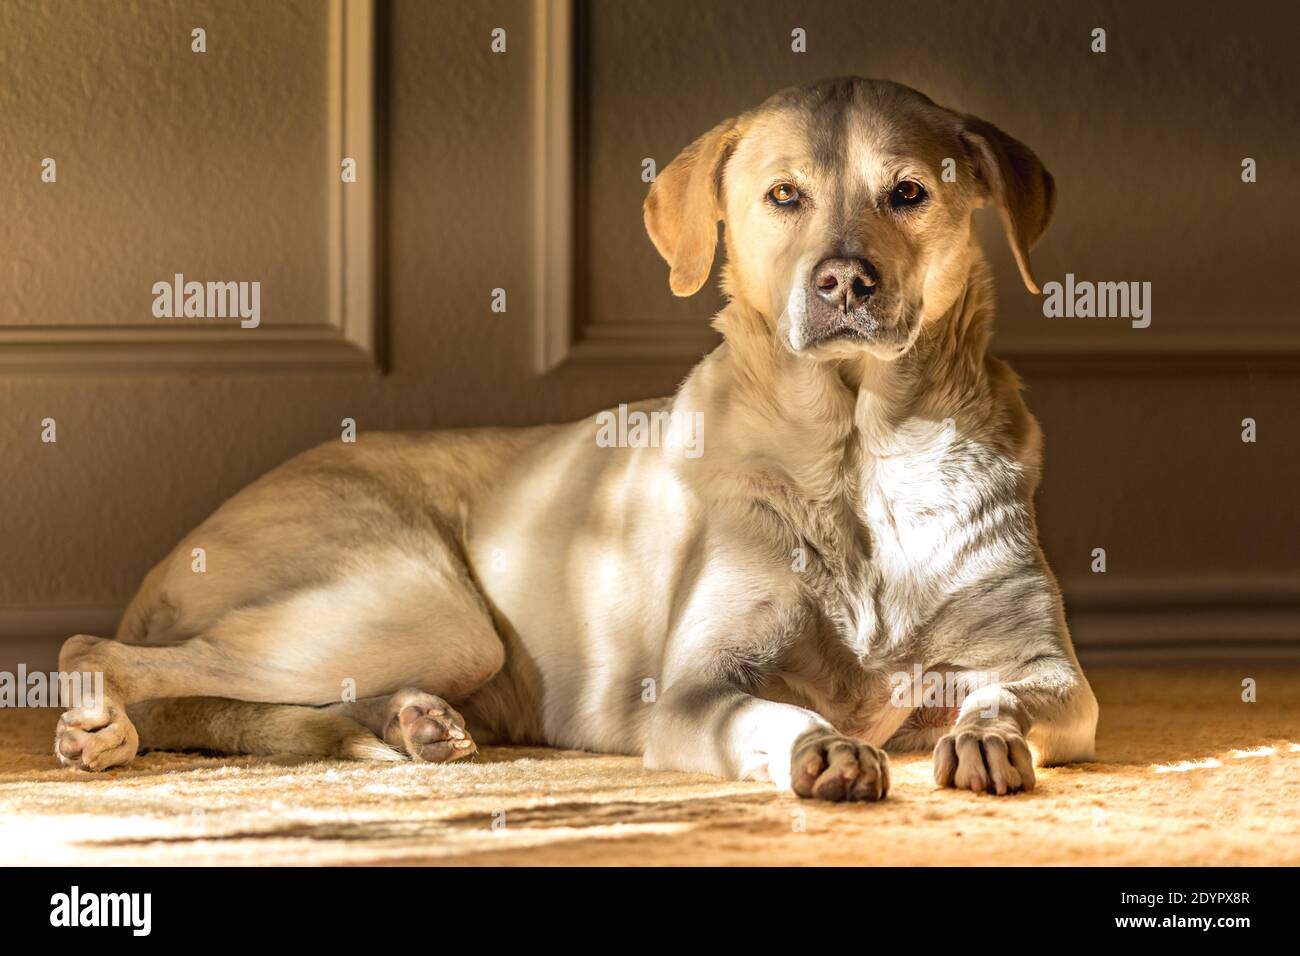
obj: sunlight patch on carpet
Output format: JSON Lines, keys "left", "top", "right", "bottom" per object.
{"left": 1151, "top": 757, "right": 1222, "bottom": 774}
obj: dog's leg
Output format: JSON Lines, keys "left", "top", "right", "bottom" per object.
{"left": 124, "top": 690, "right": 480, "bottom": 765}
{"left": 56, "top": 631, "right": 498, "bottom": 770}
{"left": 127, "top": 697, "right": 404, "bottom": 762}
{"left": 644, "top": 681, "right": 890, "bottom": 802}
{"left": 54, "top": 570, "right": 505, "bottom": 771}
{"left": 53, "top": 632, "right": 370, "bottom": 771}
{"left": 928, "top": 580, "right": 1099, "bottom": 795}
{"left": 930, "top": 656, "right": 1096, "bottom": 795}
{"left": 641, "top": 551, "right": 890, "bottom": 801}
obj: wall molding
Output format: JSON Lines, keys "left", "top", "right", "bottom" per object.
{"left": 0, "top": 0, "right": 381, "bottom": 373}
{"left": 1064, "top": 575, "right": 1300, "bottom": 663}
{"left": 532, "top": 0, "right": 576, "bottom": 372}
{"left": 533, "top": 0, "right": 723, "bottom": 372}
{"left": 327, "top": 0, "right": 382, "bottom": 371}
{"left": 995, "top": 327, "right": 1300, "bottom": 375}
{"left": 0, "top": 605, "right": 123, "bottom": 672}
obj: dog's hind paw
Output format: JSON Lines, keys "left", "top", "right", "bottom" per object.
{"left": 384, "top": 689, "right": 476, "bottom": 763}
{"left": 55, "top": 702, "right": 140, "bottom": 771}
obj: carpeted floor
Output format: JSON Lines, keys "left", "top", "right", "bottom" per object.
{"left": 1, "top": 667, "right": 1297, "bottom": 866}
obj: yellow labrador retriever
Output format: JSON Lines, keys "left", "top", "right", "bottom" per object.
{"left": 55, "top": 77, "right": 1097, "bottom": 800}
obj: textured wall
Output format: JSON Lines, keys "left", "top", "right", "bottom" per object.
{"left": 2, "top": 0, "right": 329, "bottom": 328}
{"left": 0, "top": 0, "right": 684, "bottom": 616}
{"left": 1, "top": 0, "right": 1296, "bottom": 661}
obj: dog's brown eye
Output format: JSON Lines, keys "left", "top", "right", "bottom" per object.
{"left": 768, "top": 182, "right": 800, "bottom": 205}
{"left": 891, "top": 180, "right": 926, "bottom": 207}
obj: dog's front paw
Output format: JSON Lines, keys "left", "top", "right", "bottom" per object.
{"left": 790, "top": 730, "right": 889, "bottom": 802}
{"left": 933, "top": 722, "right": 1035, "bottom": 795}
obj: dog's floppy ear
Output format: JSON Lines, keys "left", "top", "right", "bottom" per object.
{"left": 960, "top": 117, "right": 1055, "bottom": 294}
{"left": 644, "top": 118, "right": 739, "bottom": 297}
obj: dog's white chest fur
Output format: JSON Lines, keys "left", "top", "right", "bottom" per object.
{"left": 859, "top": 421, "right": 978, "bottom": 631}
{"left": 798, "top": 400, "right": 980, "bottom": 643}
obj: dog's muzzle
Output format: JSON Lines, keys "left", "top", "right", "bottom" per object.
{"left": 795, "top": 256, "right": 906, "bottom": 351}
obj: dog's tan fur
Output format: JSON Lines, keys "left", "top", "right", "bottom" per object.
{"left": 55, "top": 78, "right": 1096, "bottom": 801}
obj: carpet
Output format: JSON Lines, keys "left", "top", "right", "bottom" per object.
{"left": 2, "top": 667, "right": 1297, "bottom": 866}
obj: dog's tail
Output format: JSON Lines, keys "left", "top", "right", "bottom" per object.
{"left": 126, "top": 697, "right": 403, "bottom": 762}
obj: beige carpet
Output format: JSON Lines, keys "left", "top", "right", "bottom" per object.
{"left": 2, "top": 667, "right": 1297, "bottom": 866}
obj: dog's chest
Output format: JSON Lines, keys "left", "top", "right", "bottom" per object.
{"left": 861, "top": 436, "right": 982, "bottom": 574}
{"left": 798, "top": 426, "right": 1001, "bottom": 652}
{"left": 765, "top": 440, "right": 983, "bottom": 739}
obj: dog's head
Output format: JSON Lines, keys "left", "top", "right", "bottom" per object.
{"left": 644, "top": 78, "right": 1054, "bottom": 361}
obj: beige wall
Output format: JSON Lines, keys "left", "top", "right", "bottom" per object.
{"left": 2, "top": 0, "right": 1297, "bottom": 667}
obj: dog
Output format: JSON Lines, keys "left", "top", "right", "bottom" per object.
{"left": 54, "top": 77, "right": 1098, "bottom": 800}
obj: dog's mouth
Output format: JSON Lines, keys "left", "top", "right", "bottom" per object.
{"left": 793, "top": 303, "right": 914, "bottom": 356}
{"left": 777, "top": 271, "right": 919, "bottom": 358}
{"left": 806, "top": 314, "right": 885, "bottom": 345}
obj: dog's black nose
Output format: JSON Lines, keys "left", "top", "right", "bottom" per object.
{"left": 812, "top": 257, "right": 877, "bottom": 311}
